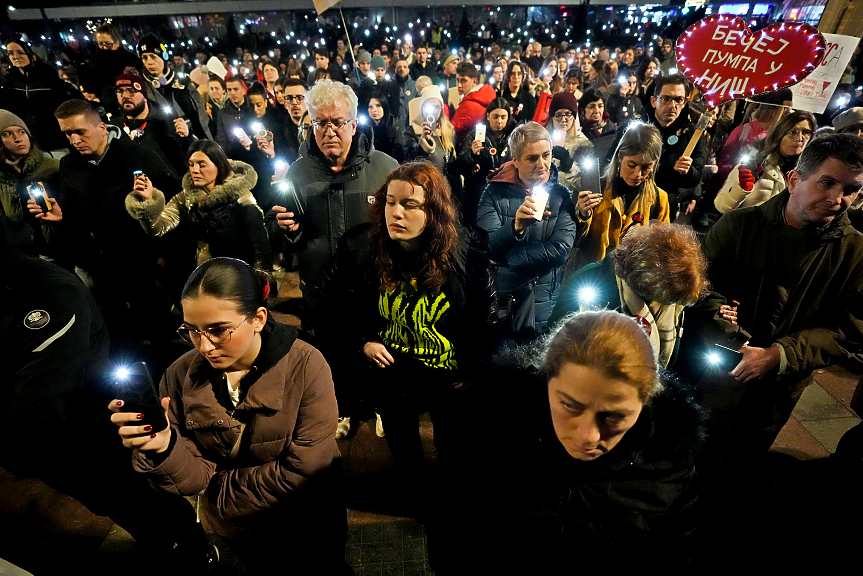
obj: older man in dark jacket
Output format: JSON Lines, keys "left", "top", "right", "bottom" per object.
{"left": 684, "top": 134, "right": 863, "bottom": 457}
{"left": 269, "top": 79, "right": 397, "bottom": 438}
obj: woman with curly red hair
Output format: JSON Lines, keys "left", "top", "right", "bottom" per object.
{"left": 306, "top": 161, "right": 496, "bottom": 515}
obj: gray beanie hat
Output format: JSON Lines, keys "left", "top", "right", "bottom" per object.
{"left": 357, "top": 51, "right": 372, "bottom": 64}
{"left": 370, "top": 55, "right": 386, "bottom": 70}
{"left": 0, "top": 109, "right": 30, "bottom": 137}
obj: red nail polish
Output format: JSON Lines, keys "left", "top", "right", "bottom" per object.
{"left": 136, "top": 414, "right": 144, "bottom": 420}
{"left": 115, "top": 400, "right": 123, "bottom": 407}
{"left": 150, "top": 434, "right": 157, "bottom": 439}
{"left": 143, "top": 425, "right": 152, "bottom": 432}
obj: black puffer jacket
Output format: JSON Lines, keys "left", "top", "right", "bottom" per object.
{"left": 1, "top": 61, "right": 84, "bottom": 151}
{"left": 476, "top": 162, "right": 577, "bottom": 336}
{"left": 435, "top": 351, "right": 703, "bottom": 573}
{"left": 305, "top": 222, "right": 498, "bottom": 382}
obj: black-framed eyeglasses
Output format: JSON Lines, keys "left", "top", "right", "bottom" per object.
{"left": 177, "top": 318, "right": 249, "bottom": 346}
{"left": 311, "top": 118, "right": 353, "bottom": 131}
{"left": 115, "top": 87, "right": 141, "bottom": 96}
{"left": 97, "top": 41, "right": 118, "bottom": 49}
{"left": 658, "top": 95, "right": 686, "bottom": 106}
{"left": 785, "top": 128, "right": 813, "bottom": 140}
{"left": 285, "top": 94, "right": 305, "bottom": 103}
{"left": 553, "top": 112, "right": 575, "bottom": 121}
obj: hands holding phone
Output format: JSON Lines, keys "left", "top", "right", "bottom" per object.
{"left": 27, "top": 196, "right": 63, "bottom": 222}
{"left": 133, "top": 173, "right": 153, "bottom": 201}
{"left": 576, "top": 190, "right": 602, "bottom": 219}
{"left": 108, "top": 397, "right": 172, "bottom": 453}
{"left": 272, "top": 205, "right": 299, "bottom": 233}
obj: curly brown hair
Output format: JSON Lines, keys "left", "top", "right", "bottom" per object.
{"left": 369, "top": 161, "right": 459, "bottom": 294}
{"left": 612, "top": 222, "right": 709, "bottom": 306}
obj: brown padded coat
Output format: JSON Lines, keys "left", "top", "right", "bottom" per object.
{"left": 132, "top": 324, "right": 340, "bottom": 525}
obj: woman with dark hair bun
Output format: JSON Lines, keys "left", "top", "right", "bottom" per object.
{"left": 125, "top": 139, "right": 271, "bottom": 269}
{"left": 109, "top": 257, "right": 348, "bottom": 574}
{"left": 307, "top": 161, "right": 496, "bottom": 516}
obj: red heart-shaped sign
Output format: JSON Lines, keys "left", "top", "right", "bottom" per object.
{"left": 675, "top": 16, "right": 826, "bottom": 109}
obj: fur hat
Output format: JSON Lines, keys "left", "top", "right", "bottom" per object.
{"left": 115, "top": 66, "right": 148, "bottom": 98}
{"left": 0, "top": 109, "right": 30, "bottom": 137}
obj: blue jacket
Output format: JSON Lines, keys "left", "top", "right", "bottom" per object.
{"left": 477, "top": 162, "right": 577, "bottom": 335}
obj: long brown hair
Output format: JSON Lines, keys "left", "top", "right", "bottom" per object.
{"left": 369, "top": 162, "right": 459, "bottom": 294}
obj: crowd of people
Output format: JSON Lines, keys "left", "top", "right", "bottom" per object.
{"left": 2, "top": 12, "right": 863, "bottom": 574}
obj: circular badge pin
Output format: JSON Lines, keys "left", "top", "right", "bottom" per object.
{"left": 405, "top": 90, "right": 411, "bottom": 96}
{"left": 24, "top": 310, "right": 50, "bottom": 330}
{"left": 133, "top": 82, "right": 142, "bottom": 91}
{"left": 489, "top": 147, "right": 497, "bottom": 155}
{"left": 668, "top": 135, "right": 679, "bottom": 145}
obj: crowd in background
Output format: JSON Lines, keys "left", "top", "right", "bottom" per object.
{"left": 1, "top": 7, "right": 863, "bottom": 574}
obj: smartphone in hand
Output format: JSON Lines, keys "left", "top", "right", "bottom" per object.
{"left": 113, "top": 362, "right": 168, "bottom": 434}
{"left": 28, "top": 182, "right": 52, "bottom": 213}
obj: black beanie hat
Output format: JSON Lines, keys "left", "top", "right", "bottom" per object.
{"left": 138, "top": 34, "right": 170, "bottom": 62}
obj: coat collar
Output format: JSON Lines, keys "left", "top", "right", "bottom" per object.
{"left": 187, "top": 321, "right": 298, "bottom": 413}
{"left": 760, "top": 190, "right": 855, "bottom": 242}
{"left": 180, "top": 159, "right": 258, "bottom": 208}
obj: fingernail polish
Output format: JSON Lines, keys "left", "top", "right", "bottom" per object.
{"left": 115, "top": 400, "right": 123, "bottom": 407}
{"left": 136, "top": 414, "right": 144, "bottom": 420}
{"left": 143, "top": 425, "right": 152, "bottom": 432}
{"left": 150, "top": 434, "right": 157, "bottom": 439}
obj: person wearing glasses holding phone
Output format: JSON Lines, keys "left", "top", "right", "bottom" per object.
{"left": 109, "top": 257, "right": 348, "bottom": 574}
{"left": 269, "top": 79, "right": 397, "bottom": 439}
{"left": 281, "top": 78, "right": 309, "bottom": 163}
{"left": 715, "top": 111, "right": 817, "bottom": 214}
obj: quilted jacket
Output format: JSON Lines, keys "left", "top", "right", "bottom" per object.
{"left": 477, "top": 162, "right": 577, "bottom": 334}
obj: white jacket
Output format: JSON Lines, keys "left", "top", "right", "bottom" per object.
{"left": 714, "top": 153, "right": 786, "bottom": 214}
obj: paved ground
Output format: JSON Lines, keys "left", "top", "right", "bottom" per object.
{"left": 0, "top": 271, "right": 859, "bottom": 575}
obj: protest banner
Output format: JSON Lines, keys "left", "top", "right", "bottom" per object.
{"left": 674, "top": 15, "right": 826, "bottom": 155}
{"left": 791, "top": 34, "right": 861, "bottom": 114}
{"left": 675, "top": 16, "right": 826, "bottom": 109}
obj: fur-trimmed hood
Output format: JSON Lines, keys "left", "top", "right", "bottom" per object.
{"left": 180, "top": 159, "right": 258, "bottom": 209}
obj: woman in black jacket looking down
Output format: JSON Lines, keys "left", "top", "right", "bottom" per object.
{"left": 435, "top": 310, "right": 703, "bottom": 572}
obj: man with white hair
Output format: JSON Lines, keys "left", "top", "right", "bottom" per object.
{"left": 269, "top": 80, "right": 398, "bottom": 438}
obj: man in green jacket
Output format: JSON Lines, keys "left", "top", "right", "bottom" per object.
{"left": 690, "top": 133, "right": 863, "bottom": 455}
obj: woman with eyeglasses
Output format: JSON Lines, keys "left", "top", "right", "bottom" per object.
{"left": 715, "top": 110, "right": 817, "bottom": 214}
{"left": 109, "top": 257, "right": 349, "bottom": 574}
{"left": 125, "top": 139, "right": 271, "bottom": 270}
{"left": 543, "top": 92, "right": 593, "bottom": 195}
{"left": 1, "top": 38, "right": 84, "bottom": 155}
